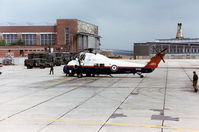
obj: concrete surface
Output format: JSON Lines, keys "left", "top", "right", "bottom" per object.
{"left": 0, "top": 59, "right": 199, "bottom": 132}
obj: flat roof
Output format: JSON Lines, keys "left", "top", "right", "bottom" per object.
{"left": 0, "top": 26, "right": 56, "bottom": 32}
{"left": 155, "top": 38, "right": 199, "bottom": 43}
{"left": 135, "top": 42, "right": 199, "bottom": 46}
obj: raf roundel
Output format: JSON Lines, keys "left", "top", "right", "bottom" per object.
{"left": 111, "top": 65, "right": 118, "bottom": 72}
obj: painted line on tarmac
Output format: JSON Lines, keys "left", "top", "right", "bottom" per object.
{"left": 41, "top": 77, "right": 74, "bottom": 88}
{"left": 1, "top": 117, "right": 199, "bottom": 132}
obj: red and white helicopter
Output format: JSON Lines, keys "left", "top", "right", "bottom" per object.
{"left": 63, "top": 48, "right": 167, "bottom": 78}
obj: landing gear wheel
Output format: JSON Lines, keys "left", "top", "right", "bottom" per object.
{"left": 140, "top": 75, "right": 144, "bottom": 78}
{"left": 40, "top": 66, "right": 45, "bottom": 69}
{"left": 137, "top": 72, "right": 144, "bottom": 78}
{"left": 69, "top": 73, "right": 74, "bottom": 77}
{"left": 27, "top": 66, "right": 33, "bottom": 69}
{"left": 86, "top": 73, "right": 91, "bottom": 77}
{"left": 78, "top": 73, "right": 83, "bottom": 78}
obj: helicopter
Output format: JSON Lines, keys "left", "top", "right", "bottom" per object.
{"left": 63, "top": 48, "right": 167, "bottom": 78}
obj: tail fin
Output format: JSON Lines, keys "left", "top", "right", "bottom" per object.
{"left": 144, "top": 52, "right": 166, "bottom": 68}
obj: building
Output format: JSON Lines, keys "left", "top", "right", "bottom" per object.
{"left": 0, "top": 19, "right": 101, "bottom": 57}
{"left": 134, "top": 23, "right": 199, "bottom": 59}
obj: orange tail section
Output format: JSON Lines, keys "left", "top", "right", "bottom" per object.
{"left": 144, "top": 52, "right": 166, "bottom": 68}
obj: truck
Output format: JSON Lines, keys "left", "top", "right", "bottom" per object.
{"left": 24, "top": 52, "right": 71, "bottom": 69}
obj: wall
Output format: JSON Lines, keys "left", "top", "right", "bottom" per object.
{"left": 77, "top": 20, "right": 100, "bottom": 50}
{"left": 56, "top": 19, "right": 78, "bottom": 52}
{"left": 77, "top": 20, "right": 98, "bottom": 35}
{"left": 0, "top": 26, "right": 56, "bottom": 33}
{"left": 0, "top": 46, "right": 46, "bottom": 57}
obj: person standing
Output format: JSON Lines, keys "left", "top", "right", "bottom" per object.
{"left": 193, "top": 71, "right": 198, "bottom": 92}
{"left": 0, "top": 63, "right": 2, "bottom": 75}
{"left": 49, "top": 64, "right": 54, "bottom": 75}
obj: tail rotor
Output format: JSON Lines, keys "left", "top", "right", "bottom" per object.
{"left": 153, "top": 47, "right": 167, "bottom": 63}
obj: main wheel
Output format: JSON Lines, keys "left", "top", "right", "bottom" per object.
{"left": 40, "top": 66, "right": 45, "bottom": 69}
{"left": 27, "top": 66, "right": 33, "bottom": 69}
{"left": 69, "top": 73, "right": 74, "bottom": 76}
{"left": 77, "top": 73, "right": 82, "bottom": 78}
{"left": 86, "top": 73, "right": 91, "bottom": 77}
{"left": 140, "top": 75, "right": 144, "bottom": 78}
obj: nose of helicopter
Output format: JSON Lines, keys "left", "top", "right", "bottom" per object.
{"left": 63, "top": 65, "right": 68, "bottom": 73}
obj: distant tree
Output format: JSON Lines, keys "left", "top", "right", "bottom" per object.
{"left": 0, "top": 40, "right": 6, "bottom": 46}
{"left": 11, "top": 39, "right": 24, "bottom": 46}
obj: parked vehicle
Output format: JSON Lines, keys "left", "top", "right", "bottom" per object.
{"left": 24, "top": 52, "right": 71, "bottom": 69}
{"left": 3, "top": 55, "right": 14, "bottom": 65}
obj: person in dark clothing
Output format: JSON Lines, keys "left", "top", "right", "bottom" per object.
{"left": 193, "top": 71, "right": 198, "bottom": 92}
{"left": 49, "top": 65, "right": 54, "bottom": 75}
{"left": 0, "top": 63, "right": 2, "bottom": 75}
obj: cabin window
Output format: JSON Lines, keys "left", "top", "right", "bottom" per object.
{"left": 100, "top": 63, "right": 105, "bottom": 67}
{"left": 94, "top": 63, "right": 99, "bottom": 67}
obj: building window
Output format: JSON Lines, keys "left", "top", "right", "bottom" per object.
{"left": 65, "top": 28, "right": 69, "bottom": 44}
{"left": 22, "top": 34, "right": 36, "bottom": 45}
{"left": 83, "top": 36, "right": 88, "bottom": 49}
{"left": 78, "top": 35, "right": 83, "bottom": 50}
{"left": 40, "top": 34, "right": 56, "bottom": 45}
{"left": 2, "top": 34, "right": 18, "bottom": 44}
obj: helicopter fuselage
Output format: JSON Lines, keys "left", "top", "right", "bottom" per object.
{"left": 64, "top": 65, "right": 155, "bottom": 75}
{"left": 62, "top": 52, "right": 165, "bottom": 77}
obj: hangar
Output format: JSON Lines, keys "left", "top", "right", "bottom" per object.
{"left": 134, "top": 23, "right": 199, "bottom": 59}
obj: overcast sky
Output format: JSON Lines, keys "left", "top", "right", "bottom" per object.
{"left": 1, "top": 0, "right": 199, "bottom": 50}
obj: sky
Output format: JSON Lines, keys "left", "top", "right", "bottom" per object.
{"left": 1, "top": 0, "right": 199, "bottom": 50}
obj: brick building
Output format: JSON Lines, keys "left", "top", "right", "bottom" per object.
{"left": 0, "top": 19, "right": 101, "bottom": 57}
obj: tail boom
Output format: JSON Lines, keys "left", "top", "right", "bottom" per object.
{"left": 144, "top": 52, "right": 166, "bottom": 68}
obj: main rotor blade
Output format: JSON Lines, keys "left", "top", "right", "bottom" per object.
{"left": 161, "top": 56, "right": 165, "bottom": 63}
{"left": 153, "top": 46, "right": 159, "bottom": 53}
{"left": 160, "top": 48, "right": 167, "bottom": 53}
